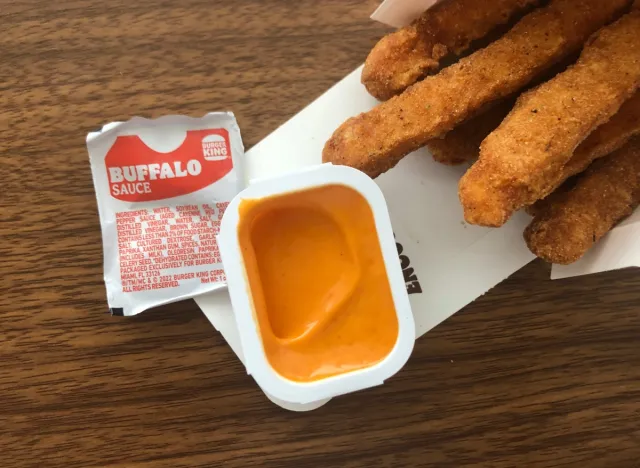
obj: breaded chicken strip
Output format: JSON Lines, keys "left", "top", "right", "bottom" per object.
{"left": 524, "top": 138, "right": 640, "bottom": 264}
{"left": 362, "top": 0, "right": 543, "bottom": 101}
{"left": 527, "top": 92, "right": 640, "bottom": 216}
{"left": 435, "top": 91, "right": 640, "bottom": 183}
{"left": 460, "top": 10, "right": 640, "bottom": 227}
{"left": 428, "top": 54, "right": 579, "bottom": 166}
{"left": 428, "top": 101, "right": 514, "bottom": 165}
{"left": 324, "top": 0, "right": 632, "bottom": 179}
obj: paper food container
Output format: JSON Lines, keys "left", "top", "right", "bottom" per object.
{"left": 195, "top": 0, "right": 640, "bottom": 411}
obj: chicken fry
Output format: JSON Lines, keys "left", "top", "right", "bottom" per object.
{"left": 362, "top": 0, "right": 543, "bottom": 101}
{"left": 428, "top": 101, "right": 514, "bottom": 165}
{"left": 428, "top": 54, "right": 579, "bottom": 166}
{"left": 460, "top": 10, "right": 640, "bottom": 227}
{"left": 323, "top": 0, "right": 632, "bottom": 179}
{"left": 524, "top": 138, "right": 640, "bottom": 264}
{"left": 527, "top": 91, "right": 640, "bottom": 216}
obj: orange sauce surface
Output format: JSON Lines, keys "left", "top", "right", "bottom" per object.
{"left": 237, "top": 184, "right": 399, "bottom": 382}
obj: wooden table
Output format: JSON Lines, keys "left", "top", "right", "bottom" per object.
{"left": 2, "top": 1, "right": 640, "bottom": 466}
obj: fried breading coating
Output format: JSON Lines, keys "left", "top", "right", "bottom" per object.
{"left": 460, "top": 10, "right": 640, "bottom": 227}
{"left": 527, "top": 92, "right": 640, "bottom": 216}
{"left": 524, "top": 138, "right": 640, "bottom": 264}
{"left": 428, "top": 55, "right": 579, "bottom": 166}
{"left": 428, "top": 101, "right": 514, "bottom": 165}
{"left": 323, "top": 0, "right": 632, "bottom": 179}
{"left": 362, "top": 0, "right": 543, "bottom": 101}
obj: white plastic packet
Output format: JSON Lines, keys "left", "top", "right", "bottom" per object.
{"left": 87, "top": 113, "right": 245, "bottom": 316}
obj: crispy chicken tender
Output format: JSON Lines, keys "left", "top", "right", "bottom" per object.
{"left": 324, "top": 0, "right": 632, "bottom": 179}
{"left": 428, "top": 55, "right": 580, "bottom": 166}
{"left": 524, "top": 138, "right": 640, "bottom": 264}
{"left": 362, "top": 0, "right": 543, "bottom": 101}
{"left": 428, "top": 101, "right": 514, "bottom": 165}
{"left": 435, "top": 91, "right": 640, "bottom": 211}
{"left": 460, "top": 10, "right": 640, "bottom": 227}
{"left": 527, "top": 92, "right": 640, "bottom": 216}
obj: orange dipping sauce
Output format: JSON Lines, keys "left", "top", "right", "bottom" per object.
{"left": 237, "top": 184, "right": 399, "bottom": 382}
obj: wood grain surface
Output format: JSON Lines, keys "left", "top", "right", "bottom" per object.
{"left": 2, "top": 1, "right": 640, "bottom": 466}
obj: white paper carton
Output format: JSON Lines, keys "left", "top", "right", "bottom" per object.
{"left": 196, "top": 0, "right": 639, "bottom": 410}
{"left": 370, "top": 0, "right": 640, "bottom": 281}
{"left": 371, "top": 0, "right": 442, "bottom": 28}
{"left": 196, "top": 66, "right": 535, "bottom": 410}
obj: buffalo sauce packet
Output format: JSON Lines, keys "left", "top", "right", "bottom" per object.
{"left": 87, "top": 113, "right": 245, "bottom": 316}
